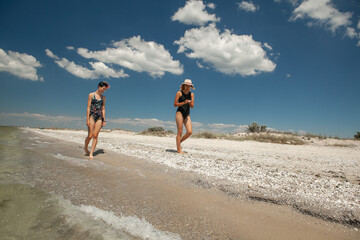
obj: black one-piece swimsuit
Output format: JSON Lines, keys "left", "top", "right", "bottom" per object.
{"left": 177, "top": 91, "right": 192, "bottom": 119}
{"left": 89, "top": 94, "right": 103, "bottom": 122}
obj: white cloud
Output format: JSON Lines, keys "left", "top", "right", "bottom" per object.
{"left": 237, "top": 1, "right": 259, "bottom": 13}
{"left": 110, "top": 117, "right": 204, "bottom": 130}
{"left": 233, "top": 125, "right": 249, "bottom": 133}
{"left": 66, "top": 46, "right": 75, "bottom": 50}
{"left": 208, "top": 123, "right": 237, "bottom": 129}
{"left": 207, "top": 3, "right": 215, "bottom": 9}
{"left": 196, "top": 61, "right": 204, "bottom": 68}
{"left": 346, "top": 27, "right": 357, "bottom": 39}
{"left": 286, "top": 73, "right": 291, "bottom": 78}
{"left": 0, "top": 112, "right": 85, "bottom": 129}
{"left": 274, "top": 0, "right": 299, "bottom": 6}
{"left": 45, "top": 49, "right": 59, "bottom": 60}
{"left": 0, "top": 48, "right": 43, "bottom": 81}
{"left": 0, "top": 112, "right": 176, "bottom": 130}
{"left": 174, "top": 23, "right": 276, "bottom": 76}
{"left": 171, "top": 0, "right": 220, "bottom": 26}
{"left": 298, "top": 130, "right": 307, "bottom": 135}
{"left": 291, "top": 0, "right": 352, "bottom": 33}
{"left": 277, "top": 0, "right": 360, "bottom": 46}
{"left": 1, "top": 111, "right": 284, "bottom": 135}
{"left": 111, "top": 117, "right": 163, "bottom": 126}
{"left": 263, "top": 42, "right": 273, "bottom": 50}
{"left": 46, "top": 49, "right": 128, "bottom": 79}
{"left": 109, "top": 117, "right": 177, "bottom": 130}
{"left": 77, "top": 36, "right": 183, "bottom": 78}
{"left": 196, "top": 60, "right": 209, "bottom": 69}
{"left": 0, "top": 112, "right": 82, "bottom": 122}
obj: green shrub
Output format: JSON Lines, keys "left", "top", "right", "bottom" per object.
{"left": 354, "top": 131, "right": 360, "bottom": 139}
{"left": 147, "top": 127, "right": 165, "bottom": 132}
{"left": 140, "top": 126, "right": 170, "bottom": 136}
{"left": 166, "top": 130, "right": 175, "bottom": 134}
{"left": 248, "top": 122, "right": 259, "bottom": 133}
{"left": 260, "top": 125, "right": 267, "bottom": 132}
{"left": 248, "top": 122, "right": 267, "bottom": 133}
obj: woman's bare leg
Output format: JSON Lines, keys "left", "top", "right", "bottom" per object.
{"left": 180, "top": 116, "right": 192, "bottom": 143}
{"left": 175, "top": 112, "right": 184, "bottom": 154}
{"left": 84, "top": 117, "right": 95, "bottom": 155}
{"left": 89, "top": 119, "right": 103, "bottom": 159}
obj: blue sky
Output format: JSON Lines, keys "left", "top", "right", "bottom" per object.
{"left": 0, "top": 0, "right": 359, "bottom": 138}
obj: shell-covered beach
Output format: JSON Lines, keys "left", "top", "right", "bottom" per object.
{"left": 2, "top": 126, "right": 359, "bottom": 239}
{"left": 27, "top": 128, "right": 360, "bottom": 227}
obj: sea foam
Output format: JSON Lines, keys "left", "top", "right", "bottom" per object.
{"left": 52, "top": 153, "right": 107, "bottom": 169}
{"left": 79, "top": 205, "right": 181, "bottom": 240}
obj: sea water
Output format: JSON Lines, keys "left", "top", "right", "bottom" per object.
{"left": 0, "top": 127, "right": 181, "bottom": 240}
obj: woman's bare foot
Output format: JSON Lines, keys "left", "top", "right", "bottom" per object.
{"left": 177, "top": 146, "right": 182, "bottom": 154}
{"left": 177, "top": 148, "right": 185, "bottom": 154}
{"left": 89, "top": 153, "right": 94, "bottom": 160}
{"left": 84, "top": 148, "right": 90, "bottom": 156}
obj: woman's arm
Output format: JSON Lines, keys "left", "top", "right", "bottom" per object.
{"left": 174, "top": 91, "right": 191, "bottom": 107}
{"left": 102, "top": 96, "right": 106, "bottom": 126}
{"left": 189, "top": 93, "right": 194, "bottom": 108}
{"left": 86, "top": 93, "right": 92, "bottom": 126}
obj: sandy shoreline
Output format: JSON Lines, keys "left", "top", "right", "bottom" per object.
{"left": 25, "top": 128, "right": 360, "bottom": 227}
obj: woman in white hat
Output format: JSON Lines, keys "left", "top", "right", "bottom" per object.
{"left": 174, "top": 79, "right": 195, "bottom": 154}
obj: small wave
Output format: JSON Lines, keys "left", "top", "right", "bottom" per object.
{"left": 52, "top": 153, "right": 88, "bottom": 167}
{"left": 0, "top": 184, "right": 133, "bottom": 240}
{"left": 79, "top": 205, "right": 181, "bottom": 240}
{"left": 51, "top": 153, "right": 107, "bottom": 169}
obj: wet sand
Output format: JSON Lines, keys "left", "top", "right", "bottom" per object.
{"left": 26, "top": 129, "right": 359, "bottom": 240}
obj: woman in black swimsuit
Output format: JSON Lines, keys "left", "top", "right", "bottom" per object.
{"left": 84, "top": 81, "right": 109, "bottom": 159}
{"left": 174, "top": 79, "right": 195, "bottom": 154}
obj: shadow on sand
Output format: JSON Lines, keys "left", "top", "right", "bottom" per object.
{"left": 166, "top": 149, "right": 188, "bottom": 154}
{"left": 93, "top": 149, "right": 105, "bottom": 156}
{"left": 165, "top": 149, "right": 178, "bottom": 153}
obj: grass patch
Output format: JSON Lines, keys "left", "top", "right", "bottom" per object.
{"left": 226, "top": 133, "right": 305, "bottom": 145}
{"left": 193, "top": 131, "right": 305, "bottom": 145}
{"left": 326, "top": 143, "right": 356, "bottom": 148}
{"left": 304, "top": 133, "right": 328, "bottom": 139}
{"left": 192, "top": 131, "right": 226, "bottom": 139}
{"left": 140, "top": 127, "right": 174, "bottom": 137}
{"left": 139, "top": 127, "right": 356, "bottom": 146}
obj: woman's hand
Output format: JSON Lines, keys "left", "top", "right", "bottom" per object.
{"left": 102, "top": 121, "right": 106, "bottom": 127}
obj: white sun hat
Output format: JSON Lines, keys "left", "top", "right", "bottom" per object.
{"left": 181, "top": 79, "right": 195, "bottom": 90}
